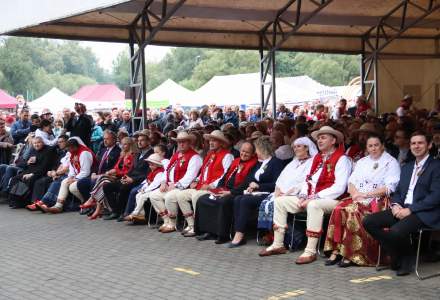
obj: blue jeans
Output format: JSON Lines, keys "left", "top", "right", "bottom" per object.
{"left": 0, "top": 165, "right": 21, "bottom": 192}
{"left": 123, "top": 184, "right": 143, "bottom": 216}
{"left": 41, "top": 176, "right": 67, "bottom": 206}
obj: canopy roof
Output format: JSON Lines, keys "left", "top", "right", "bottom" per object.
{"left": 191, "top": 73, "right": 316, "bottom": 106}
{"left": 29, "top": 87, "right": 77, "bottom": 113}
{"left": 147, "top": 79, "right": 194, "bottom": 107}
{"left": 72, "top": 84, "right": 125, "bottom": 102}
{"left": 0, "top": 89, "right": 18, "bottom": 109}
{"left": 2, "top": 0, "right": 440, "bottom": 56}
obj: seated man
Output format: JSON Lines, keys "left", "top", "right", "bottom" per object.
{"left": 71, "top": 130, "right": 120, "bottom": 209}
{"left": 176, "top": 130, "right": 234, "bottom": 237}
{"left": 149, "top": 131, "right": 202, "bottom": 233}
{"left": 40, "top": 137, "right": 95, "bottom": 213}
{"left": 363, "top": 131, "right": 440, "bottom": 276}
{"left": 259, "top": 126, "right": 351, "bottom": 264}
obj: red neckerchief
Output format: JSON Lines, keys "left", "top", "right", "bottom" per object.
{"left": 147, "top": 167, "right": 164, "bottom": 183}
{"left": 224, "top": 156, "right": 258, "bottom": 187}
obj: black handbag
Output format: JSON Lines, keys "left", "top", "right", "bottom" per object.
{"left": 9, "top": 180, "right": 30, "bottom": 197}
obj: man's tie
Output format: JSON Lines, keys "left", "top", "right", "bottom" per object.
{"left": 98, "top": 148, "right": 110, "bottom": 174}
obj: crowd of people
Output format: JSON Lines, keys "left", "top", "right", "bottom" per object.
{"left": 1, "top": 94, "right": 440, "bottom": 278}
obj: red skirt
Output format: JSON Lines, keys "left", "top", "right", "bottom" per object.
{"left": 324, "top": 198, "right": 387, "bottom": 266}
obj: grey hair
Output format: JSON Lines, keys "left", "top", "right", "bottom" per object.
{"left": 254, "top": 135, "right": 274, "bottom": 157}
{"left": 103, "top": 129, "right": 117, "bottom": 140}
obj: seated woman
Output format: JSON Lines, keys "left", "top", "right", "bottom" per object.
{"left": 9, "top": 136, "right": 56, "bottom": 208}
{"left": 194, "top": 141, "right": 258, "bottom": 244}
{"left": 35, "top": 119, "right": 58, "bottom": 147}
{"left": 124, "top": 153, "right": 165, "bottom": 224}
{"left": 257, "top": 137, "right": 317, "bottom": 243}
{"left": 227, "top": 136, "right": 284, "bottom": 248}
{"left": 87, "top": 137, "right": 135, "bottom": 220}
{"left": 324, "top": 133, "right": 400, "bottom": 267}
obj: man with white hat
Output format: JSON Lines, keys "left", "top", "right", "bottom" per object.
{"left": 176, "top": 130, "right": 234, "bottom": 237}
{"left": 149, "top": 131, "right": 203, "bottom": 233}
{"left": 259, "top": 126, "right": 352, "bottom": 264}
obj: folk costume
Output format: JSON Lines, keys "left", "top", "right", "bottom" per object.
{"left": 260, "top": 127, "right": 351, "bottom": 264}
{"left": 149, "top": 132, "right": 203, "bottom": 232}
{"left": 195, "top": 155, "right": 259, "bottom": 241}
{"left": 324, "top": 151, "right": 400, "bottom": 266}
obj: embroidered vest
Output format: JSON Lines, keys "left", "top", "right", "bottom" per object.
{"left": 196, "top": 149, "right": 230, "bottom": 189}
{"left": 147, "top": 167, "right": 164, "bottom": 184}
{"left": 166, "top": 149, "right": 198, "bottom": 183}
{"left": 307, "top": 148, "right": 345, "bottom": 196}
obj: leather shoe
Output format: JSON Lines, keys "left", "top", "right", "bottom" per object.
{"left": 259, "top": 247, "right": 287, "bottom": 257}
{"left": 325, "top": 255, "right": 342, "bottom": 266}
{"left": 196, "top": 233, "right": 216, "bottom": 241}
{"left": 295, "top": 254, "right": 317, "bottom": 265}
{"left": 103, "top": 213, "right": 120, "bottom": 220}
{"left": 396, "top": 256, "right": 413, "bottom": 276}
{"left": 338, "top": 259, "right": 355, "bottom": 268}
{"left": 226, "top": 239, "right": 247, "bottom": 248}
{"left": 43, "top": 206, "right": 63, "bottom": 214}
{"left": 161, "top": 226, "right": 176, "bottom": 233}
{"left": 215, "top": 238, "right": 229, "bottom": 244}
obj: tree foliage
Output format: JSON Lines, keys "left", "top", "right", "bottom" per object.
{"left": 111, "top": 47, "right": 360, "bottom": 92}
{"left": 0, "top": 37, "right": 107, "bottom": 99}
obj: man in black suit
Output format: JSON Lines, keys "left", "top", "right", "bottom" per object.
{"left": 71, "top": 130, "right": 121, "bottom": 207}
{"left": 103, "top": 131, "right": 153, "bottom": 221}
{"left": 364, "top": 131, "right": 440, "bottom": 276}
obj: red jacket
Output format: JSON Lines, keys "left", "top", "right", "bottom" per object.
{"left": 113, "top": 153, "right": 134, "bottom": 177}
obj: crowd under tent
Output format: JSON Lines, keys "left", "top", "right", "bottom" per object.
{"left": 2, "top": 0, "right": 440, "bottom": 125}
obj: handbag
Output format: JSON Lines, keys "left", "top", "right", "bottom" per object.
{"left": 9, "top": 180, "right": 30, "bottom": 197}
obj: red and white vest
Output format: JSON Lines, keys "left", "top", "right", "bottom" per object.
{"left": 166, "top": 149, "right": 198, "bottom": 183}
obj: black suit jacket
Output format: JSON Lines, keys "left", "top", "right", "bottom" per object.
{"left": 253, "top": 157, "right": 284, "bottom": 193}
{"left": 392, "top": 155, "right": 440, "bottom": 228}
{"left": 127, "top": 148, "right": 154, "bottom": 184}
{"left": 96, "top": 145, "right": 121, "bottom": 174}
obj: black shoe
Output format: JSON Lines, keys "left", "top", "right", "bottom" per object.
{"left": 215, "top": 237, "right": 229, "bottom": 244}
{"left": 226, "top": 239, "right": 247, "bottom": 248}
{"left": 196, "top": 233, "right": 216, "bottom": 241}
{"left": 116, "top": 216, "right": 126, "bottom": 222}
{"left": 79, "top": 208, "right": 92, "bottom": 215}
{"left": 325, "top": 255, "right": 342, "bottom": 266}
{"left": 396, "top": 256, "right": 413, "bottom": 276}
{"left": 103, "top": 213, "right": 120, "bottom": 220}
{"left": 338, "top": 259, "right": 355, "bottom": 268}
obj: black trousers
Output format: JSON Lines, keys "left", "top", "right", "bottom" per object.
{"left": 103, "top": 181, "right": 137, "bottom": 215}
{"left": 233, "top": 194, "right": 267, "bottom": 233}
{"left": 31, "top": 176, "right": 52, "bottom": 202}
{"left": 363, "top": 209, "right": 425, "bottom": 256}
{"left": 195, "top": 194, "right": 235, "bottom": 239}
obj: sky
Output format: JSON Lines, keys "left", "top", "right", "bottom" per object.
{"left": 80, "top": 41, "right": 172, "bottom": 70}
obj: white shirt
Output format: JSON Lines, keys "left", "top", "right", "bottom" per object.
{"left": 140, "top": 171, "right": 165, "bottom": 193}
{"left": 276, "top": 157, "right": 313, "bottom": 195}
{"left": 275, "top": 145, "right": 294, "bottom": 160}
{"left": 35, "top": 129, "right": 58, "bottom": 147}
{"left": 300, "top": 154, "right": 352, "bottom": 199}
{"left": 349, "top": 152, "right": 400, "bottom": 203}
{"left": 201, "top": 153, "right": 234, "bottom": 188}
{"left": 68, "top": 151, "right": 93, "bottom": 179}
{"left": 168, "top": 154, "right": 203, "bottom": 189}
{"left": 255, "top": 157, "right": 272, "bottom": 182}
{"left": 404, "top": 154, "right": 429, "bottom": 205}
{"left": 60, "top": 152, "right": 71, "bottom": 168}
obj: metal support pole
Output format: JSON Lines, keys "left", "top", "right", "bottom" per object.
{"left": 140, "top": 46, "right": 147, "bottom": 129}
{"left": 360, "top": 39, "right": 366, "bottom": 96}
{"left": 258, "top": 35, "right": 265, "bottom": 119}
{"left": 129, "top": 32, "right": 137, "bottom": 131}
{"left": 373, "top": 53, "right": 379, "bottom": 113}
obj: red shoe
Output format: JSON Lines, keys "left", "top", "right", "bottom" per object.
{"left": 80, "top": 201, "right": 96, "bottom": 209}
{"left": 88, "top": 213, "right": 102, "bottom": 220}
{"left": 35, "top": 201, "right": 48, "bottom": 213}
{"left": 26, "top": 203, "right": 38, "bottom": 211}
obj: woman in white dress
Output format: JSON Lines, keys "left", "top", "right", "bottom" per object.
{"left": 324, "top": 133, "right": 400, "bottom": 267}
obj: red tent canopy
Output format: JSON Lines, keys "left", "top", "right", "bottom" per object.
{"left": 72, "top": 84, "right": 125, "bottom": 102}
{"left": 0, "top": 89, "right": 18, "bottom": 109}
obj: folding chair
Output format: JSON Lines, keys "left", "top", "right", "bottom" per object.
{"left": 415, "top": 228, "right": 440, "bottom": 280}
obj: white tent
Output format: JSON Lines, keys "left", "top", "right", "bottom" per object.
{"left": 29, "top": 87, "right": 77, "bottom": 113}
{"left": 191, "top": 73, "right": 317, "bottom": 107}
{"left": 146, "top": 79, "right": 195, "bottom": 107}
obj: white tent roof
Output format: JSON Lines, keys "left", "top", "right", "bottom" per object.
{"left": 29, "top": 87, "right": 77, "bottom": 113}
{"left": 191, "top": 73, "right": 317, "bottom": 107}
{"left": 147, "top": 79, "right": 195, "bottom": 107}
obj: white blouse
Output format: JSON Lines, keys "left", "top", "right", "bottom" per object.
{"left": 276, "top": 157, "right": 313, "bottom": 195}
{"left": 349, "top": 151, "right": 400, "bottom": 201}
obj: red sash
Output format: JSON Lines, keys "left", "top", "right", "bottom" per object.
{"left": 224, "top": 156, "right": 258, "bottom": 187}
